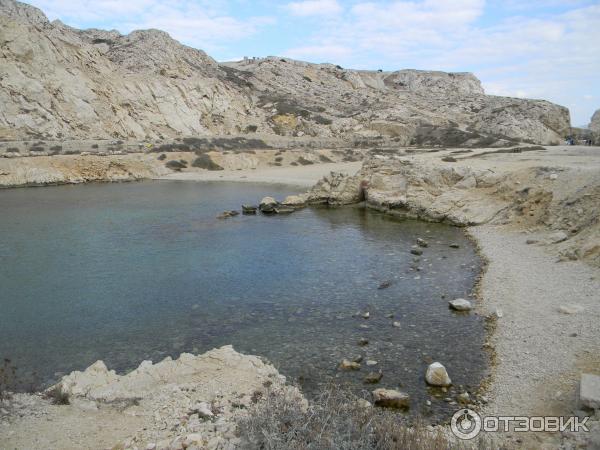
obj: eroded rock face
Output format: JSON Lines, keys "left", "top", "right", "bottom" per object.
{"left": 307, "top": 172, "right": 364, "bottom": 205}
{"left": 0, "top": 0, "right": 570, "bottom": 144}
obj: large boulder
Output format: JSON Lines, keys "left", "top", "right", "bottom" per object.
{"left": 425, "top": 362, "right": 452, "bottom": 387}
{"left": 259, "top": 196, "right": 278, "bottom": 213}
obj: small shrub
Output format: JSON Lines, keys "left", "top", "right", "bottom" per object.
{"left": 44, "top": 386, "right": 70, "bottom": 405}
{"left": 49, "top": 145, "right": 63, "bottom": 155}
{"left": 291, "top": 162, "right": 298, "bottom": 166}
{"left": 297, "top": 157, "right": 314, "bottom": 165}
{"left": 237, "top": 387, "right": 500, "bottom": 450}
{"left": 91, "top": 144, "right": 99, "bottom": 149}
{"left": 158, "top": 153, "right": 167, "bottom": 161}
{"left": 191, "top": 154, "right": 224, "bottom": 171}
{"left": 319, "top": 154, "right": 333, "bottom": 163}
{"left": 313, "top": 115, "right": 332, "bottom": 125}
{"left": 6, "top": 147, "right": 19, "bottom": 153}
{"left": 275, "top": 156, "right": 283, "bottom": 162}
{"left": 29, "top": 146, "right": 45, "bottom": 152}
{"left": 165, "top": 160, "right": 188, "bottom": 171}
{"left": 245, "top": 125, "right": 258, "bottom": 133}
{"left": 154, "top": 143, "right": 190, "bottom": 153}
{"left": 302, "top": 76, "right": 312, "bottom": 82}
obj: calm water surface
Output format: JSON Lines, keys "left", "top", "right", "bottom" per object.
{"left": 0, "top": 181, "right": 487, "bottom": 418}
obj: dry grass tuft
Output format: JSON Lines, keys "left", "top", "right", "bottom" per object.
{"left": 236, "top": 386, "right": 505, "bottom": 450}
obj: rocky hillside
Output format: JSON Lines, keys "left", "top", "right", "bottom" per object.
{"left": 0, "top": 0, "right": 570, "bottom": 146}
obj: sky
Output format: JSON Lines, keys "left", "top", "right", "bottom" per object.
{"left": 27, "top": 0, "right": 600, "bottom": 126}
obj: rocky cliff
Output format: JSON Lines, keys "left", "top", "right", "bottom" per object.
{"left": 0, "top": 0, "right": 570, "bottom": 146}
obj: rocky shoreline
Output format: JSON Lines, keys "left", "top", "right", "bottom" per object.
{"left": 1, "top": 144, "right": 599, "bottom": 449}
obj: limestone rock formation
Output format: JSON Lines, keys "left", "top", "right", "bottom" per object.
{"left": 0, "top": 0, "right": 570, "bottom": 145}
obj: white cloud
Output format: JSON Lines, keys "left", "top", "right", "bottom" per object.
{"left": 285, "top": 44, "right": 352, "bottom": 61}
{"left": 286, "top": 0, "right": 342, "bottom": 17}
{"left": 281, "top": 1, "right": 600, "bottom": 124}
{"left": 28, "top": 0, "right": 272, "bottom": 52}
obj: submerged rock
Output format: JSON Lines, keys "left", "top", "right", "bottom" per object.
{"left": 357, "top": 338, "right": 369, "bottom": 346}
{"left": 340, "top": 359, "right": 361, "bottom": 370}
{"left": 410, "top": 248, "right": 423, "bottom": 256}
{"left": 425, "top": 362, "right": 452, "bottom": 387}
{"left": 364, "top": 371, "right": 383, "bottom": 384}
{"left": 372, "top": 388, "right": 410, "bottom": 408}
{"left": 378, "top": 280, "right": 392, "bottom": 290}
{"left": 417, "top": 238, "right": 429, "bottom": 248}
{"left": 274, "top": 206, "right": 295, "bottom": 214}
{"left": 242, "top": 205, "right": 258, "bottom": 215}
{"left": 217, "top": 210, "right": 239, "bottom": 219}
{"left": 448, "top": 298, "right": 473, "bottom": 311}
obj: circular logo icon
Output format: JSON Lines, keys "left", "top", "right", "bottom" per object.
{"left": 451, "top": 408, "right": 482, "bottom": 440}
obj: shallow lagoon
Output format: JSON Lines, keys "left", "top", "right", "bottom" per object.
{"left": 0, "top": 181, "right": 486, "bottom": 417}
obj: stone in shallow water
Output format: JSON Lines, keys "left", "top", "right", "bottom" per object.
{"left": 340, "top": 359, "right": 360, "bottom": 370}
{"left": 242, "top": 204, "right": 257, "bottom": 214}
{"left": 417, "top": 238, "right": 429, "bottom": 248}
{"left": 580, "top": 374, "right": 600, "bottom": 410}
{"left": 411, "top": 248, "right": 423, "bottom": 256}
{"left": 425, "top": 362, "right": 452, "bottom": 387}
{"left": 372, "top": 388, "right": 410, "bottom": 408}
{"left": 259, "top": 196, "right": 277, "bottom": 213}
{"left": 364, "top": 371, "right": 383, "bottom": 384}
{"left": 449, "top": 298, "right": 473, "bottom": 311}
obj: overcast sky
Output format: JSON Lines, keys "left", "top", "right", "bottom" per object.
{"left": 28, "top": 0, "right": 600, "bottom": 125}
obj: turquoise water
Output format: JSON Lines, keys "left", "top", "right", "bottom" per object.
{"left": 0, "top": 181, "right": 486, "bottom": 417}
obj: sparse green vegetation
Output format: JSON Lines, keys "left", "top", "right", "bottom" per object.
{"left": 297, "top": 156, "right": 314, "bottom": 165}
{"left": 191, "top": 154, "right": 224, "bottom": 171}
{"left": 313, "top": 115, "right": 332, "bottom": 125}
{"left": 44, "top": 386, "right": 70, "bottom": 405}
{"left": 319, "top": 154, "right": 333, "bottom": 163}
{"left": 165, "top": 160, "right": 188, "bottom": 171}
{"left": 29, "top": 146, "right": 45, "bottom": 152}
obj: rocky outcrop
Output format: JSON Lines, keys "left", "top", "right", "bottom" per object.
{"left": 305, "top": 148, "right": 600, "bottom": 268}
{"left": 0, "top": 0, "right": 570, "bottom": 145}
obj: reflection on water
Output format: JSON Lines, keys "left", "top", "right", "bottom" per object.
{"left": 0, "top": 181, "right": 486, "bottom": 418}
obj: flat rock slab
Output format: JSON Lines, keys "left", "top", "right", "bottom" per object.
{"left": 449, "top": 298, "right": 473, "bottom": 311}
{"left": 580, "top": 374, "right": 600, "bottom": 410}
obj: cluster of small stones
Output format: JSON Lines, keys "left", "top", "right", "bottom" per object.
{"left": 335, "top": 236, "right": 479, "bottom": 410}
{"left": 216, "top": 195, "right": 308, "bottom": 219}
